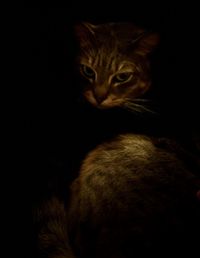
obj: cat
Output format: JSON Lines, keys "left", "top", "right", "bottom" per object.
{"left": 74, "top": 22, "right": 159, "bottom": 112}
{"left": 35, "top": 134, "right": 200, "bottom": 258}
{"left": 34, "top": 22, "right": 200, "bottom": 258}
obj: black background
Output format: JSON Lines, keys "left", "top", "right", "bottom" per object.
{"left": 12, "top": 3, "right": 200, "bottom": 257}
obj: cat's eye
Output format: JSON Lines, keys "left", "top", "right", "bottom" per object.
{"left": 80, "top": 65, "right": 96, "bottom": 80}
{"left": 113, "top": 73, "right": 133, "bottom": 84}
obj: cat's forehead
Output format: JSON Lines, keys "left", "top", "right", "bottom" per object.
{"left": 79, "top": 38, "right": 130, "bottom": 66}
{"left": 80, "top": 42, "right": 139, "bottom": 71}
{"left": 81, "top": 53, "right": 137, "bottom": 75}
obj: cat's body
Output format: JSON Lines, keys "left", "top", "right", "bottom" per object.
{"left": 36, "top": 134, "right": 200, "bottom": 258}
{"left": 34, "top": 22, "right": 200, "bottom": 258}
{"left": 67, "top": 134, "right": 200, "bottom": 258}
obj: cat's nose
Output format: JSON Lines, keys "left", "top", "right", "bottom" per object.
{"left": 94, "top": 94, "right": 107, "bottom": 104}
{"left": 93, "top": 88, "right": 108, "bottom": 104}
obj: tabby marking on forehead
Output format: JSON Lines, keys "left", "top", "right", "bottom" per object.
{"left": 88, "top": 57, "right": 93, "bottom": 66}
{"left": 89, "top": 50, "right": 117, "bottom": 71}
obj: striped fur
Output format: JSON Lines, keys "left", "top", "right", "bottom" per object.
{"left": 75, "top": 22, "right": 159, "bottom": 110}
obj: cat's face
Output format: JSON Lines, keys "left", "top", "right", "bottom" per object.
{"left": 75, "top": 22, "right": 159, "bottom": 110}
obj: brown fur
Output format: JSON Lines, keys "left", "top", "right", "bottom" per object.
{"left": 75, "top": 22, "right": 159, "bottom": 110}
{"left": 34, "top": 22, "right": 200, "bottom": 258}
{"left": 35, "top": 197, "right": 75, "bottom": 258}
{"left": 35, "top": 134, "right": 200, "bottom": 258}
{"left": 67, "top": 134, "right": 200, "bottom": 257}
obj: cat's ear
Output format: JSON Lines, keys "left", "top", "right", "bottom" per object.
{"left": 133, "top": 32, "right": 159, "bottom": 56}
{"left": 74, "top": 22, "right": 96, "bottom": 41}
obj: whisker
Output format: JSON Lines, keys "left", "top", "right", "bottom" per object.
{"left": 131, "top": 98, "right": 151, "bottom": 103}
{"left": 123, "top": 101, "right": 157, "bottom": 115}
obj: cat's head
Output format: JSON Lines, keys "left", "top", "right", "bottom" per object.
{"left": 74, "top": 22, "right": 159, "bottom": 110}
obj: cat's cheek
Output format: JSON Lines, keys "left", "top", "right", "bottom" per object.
{"left": 140, "top": 81, "right": 151, "bottom": 92}
{"left": 84, "top": 90, "right": 98, "bottom": 107}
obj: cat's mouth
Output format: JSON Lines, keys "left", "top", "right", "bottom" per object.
{"left": 84, "top": 90, "right": 122, "bottom": 109}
